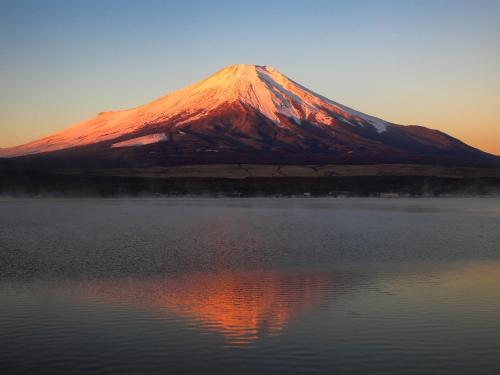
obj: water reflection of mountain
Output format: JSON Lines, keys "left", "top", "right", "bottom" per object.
{"left": 74, "top": 270, "right": 336, "bottom": 346}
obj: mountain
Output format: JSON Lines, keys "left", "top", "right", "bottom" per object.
{"left": 0, "top": 64, "right": 497, "bottom": 167}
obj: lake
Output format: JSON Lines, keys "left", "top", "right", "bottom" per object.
{"left": 1, "top": 198, "right": 500, "bottom": 374}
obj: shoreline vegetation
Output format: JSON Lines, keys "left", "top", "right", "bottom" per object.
{"left": 1, "top": 163, "right": 499, "bottom": 197}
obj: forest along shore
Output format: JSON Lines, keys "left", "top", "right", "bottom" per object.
{"left": 1, "top": 163, "right": 499, "bottom": 197}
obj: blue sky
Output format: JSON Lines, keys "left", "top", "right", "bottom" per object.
{"left": 1, "top": 0, "right": 499, "bottom": 153}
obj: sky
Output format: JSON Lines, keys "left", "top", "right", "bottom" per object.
{"left": 1, "top": 0, "right": 499, "bottom": 155}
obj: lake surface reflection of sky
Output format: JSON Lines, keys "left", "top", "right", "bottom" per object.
{"left": 1, "top": 198, "right": 500, "bottom": 374}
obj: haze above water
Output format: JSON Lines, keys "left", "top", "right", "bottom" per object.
{"left": 1, "top": 198, "right": 500, "bottom": 374}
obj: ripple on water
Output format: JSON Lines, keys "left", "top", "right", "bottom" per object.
{"left": 1, "top": 198, "right": 500, "bottom": 374}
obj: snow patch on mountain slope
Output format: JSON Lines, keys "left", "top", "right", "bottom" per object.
{"left": 329, "top": 101, "right": 388, "bottom": 133}
{"left": 111, "top": 133, "right": 167, "bottom": 148}
{"left": 270, "top": 69, "right": 389, "bottom": 133}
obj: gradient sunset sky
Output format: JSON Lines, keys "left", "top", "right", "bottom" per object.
{"left": 1, "top": 0, "right": 499, "bottom": 154}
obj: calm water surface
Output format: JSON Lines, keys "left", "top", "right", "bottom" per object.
{"left": 1, "top": 198, "right": 500, "bottom": 374}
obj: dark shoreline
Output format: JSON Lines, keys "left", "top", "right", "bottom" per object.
{"left": 1, "top": 161, "right": 498, "bottom": 197}
{"left": 2, "top": 172, "right": 500, "bottom": 198}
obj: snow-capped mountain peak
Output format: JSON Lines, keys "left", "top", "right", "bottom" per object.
{"left": 175, "top": 64, "right": 389, "bottom": 131}
{"left": 0, "top": 64, "right": 393, "bottom": 158}
{"left": 1, "top": 64, "right": 493, "bottom": 167}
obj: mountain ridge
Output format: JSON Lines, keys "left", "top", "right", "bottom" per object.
{"left": 1, "top": 64, "right": 497, "bottom": 167}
